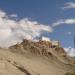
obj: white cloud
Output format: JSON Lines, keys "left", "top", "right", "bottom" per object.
{"left": 67, "top": 32, "right": 72, "bottom": 35}
{"left": 52, "top": 19, "right": 75, "bottom": 27}
{"left": 52, "top": 19, "right": 64, "bottom": 27}
{"left": 65, "top": 19, "right": 75, "bottom": 24}
{"left": 9, "top": 14, "right": 18, "bottom": 18}
{"left": 0, "top": 10, "right": 6, "bottom": 18}
{"left": 62, "top": 2, "right": 75, "bottom": 9}
{"left": 0, "top": 10, "right": 53, "bottom": 47}
{"left": 64, "top": 47, "right": 75, "bottom": 57}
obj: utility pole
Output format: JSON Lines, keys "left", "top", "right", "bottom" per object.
{"left": 74, "top": 34, "right": 75, "bottom": 49}
{"left": 73, "top": 34, "right": 75, "bottom": 63}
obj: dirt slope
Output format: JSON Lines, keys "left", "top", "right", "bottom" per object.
{"left": 0, "top": 39, "right": 75, "bottom": 75}
{"left": 0, "top": 47, "right": 74, "bottom": 75}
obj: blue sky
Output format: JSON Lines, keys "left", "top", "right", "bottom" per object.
{"left": 0, "top": 0, "right": 75, "bottom": 49}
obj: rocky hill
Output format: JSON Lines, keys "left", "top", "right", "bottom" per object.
{"left": 9, "top": 39, "right": 75, "bottom": 65}
{"left": 0, "top": 39, "right": 74, "bottom": 75}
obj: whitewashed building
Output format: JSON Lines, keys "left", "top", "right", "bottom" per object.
{"left": 51, "top": 40, "right": 60, "bottom": 47}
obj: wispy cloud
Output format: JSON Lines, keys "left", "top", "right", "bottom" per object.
{"left": 67, "top": 32, "right": 72, "bottom": 35}
{"left": 52, "top": 19, "right": 64, "bottom": 27}
{"left": 0, "top": 10, "right": 53, "bottom": 47}
{"left": 9, "top": 14, "right": 18, "bottom": 18}
{"left": 52, "top": 19, "right": 75, "bottom": 27}
{"left": 62, "top": 2, "right": 75, "bottom": 9}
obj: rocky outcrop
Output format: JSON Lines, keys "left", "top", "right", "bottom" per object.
{"left": 9, "top": 39, "right": 75, "bottom": 65}
{"left": 9, "top": 39, "right": 65, "bottom": 56}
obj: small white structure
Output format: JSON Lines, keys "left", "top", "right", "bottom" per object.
{"left": 42, "top": 36, "right": 51, "bottom": 41}
{"left": 52, "top": 40, "right": 59, "bottom": 46}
